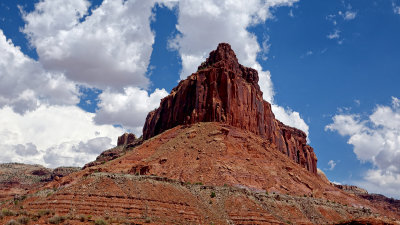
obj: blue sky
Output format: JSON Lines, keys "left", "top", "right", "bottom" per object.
{"left": 1, "top": 0, "right": 400, "bottom": 198}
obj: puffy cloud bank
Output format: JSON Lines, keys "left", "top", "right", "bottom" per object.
{"left": 326, "top": 97, "right": 400, "bottom": 198}
{"left": 0, "top": 30, "right": 79, "bottom": 113}
{"left": 21, "top": 0, "right": 156, "bottom": 90}
{"left": 0, "top": 105, "right": 123, "bottom": 168}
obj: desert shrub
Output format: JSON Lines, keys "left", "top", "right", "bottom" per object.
{"left": 94, "top": 219, "right": 108, "bottom": 225}
{"left": 210, "top": 192, "right": 216, "bottom": 198}
{"left": 49, "top": 215, "right": 66, "bottom": 224}
{"left": 18, "top": 210, "right": 28, "bottom": 216}
{"left": 5, "top": 220, "right": 19, "bottom": 225}
{"left": 17, "top": 216, "right": 30, "bottom": 224}
{"left": 79, "top": 215, "right": 86, "bottom": 222}
{"left": 31, "top": 214, "right": 40, "bottom": 221}
{"left": 2, "top": 208, "right": 15, "bottom": 216}
{"left": 144, "top": 217, "right": 151, "bottom": 223}
{"left": 38, "top": 209, "right": 52, "bottom": 217}
{"left": 194, "top": 182, "right": 203, "bottom": 185}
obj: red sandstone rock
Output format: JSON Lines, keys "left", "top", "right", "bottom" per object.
{"left": 117, "top": 133, "right": 136, "bottom": 146}
{"left": 143, "top": 43, "right": 317, "bottom": 174}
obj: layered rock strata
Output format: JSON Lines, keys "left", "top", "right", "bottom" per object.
{"left": 143, "top": 43, "right": 317, "bottom": 174}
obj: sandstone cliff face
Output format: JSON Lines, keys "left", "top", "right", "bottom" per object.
{"left": 117, "top": 133, "right": 136, "bottom": 146}
{"left": 143, "top": 43, "right": 317, "bottom": 174}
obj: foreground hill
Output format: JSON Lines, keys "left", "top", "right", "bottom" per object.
{"left": 0, "top": 123, "right": 398, "bottom": 224}
{"left": 0, "top": 163, "right": 79, "bottom": 202}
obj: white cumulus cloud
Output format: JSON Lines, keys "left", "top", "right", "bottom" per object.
{"left": 356, "top": 169, "right": 400, "bottom": 199}
{"left": 339, "top": 10, "right": 357, "bottom": 21}
{"left": 327, "top": 160, "right": 336, "bottom": 171}
{"left": 326, "top": 97, "right": 400, "bottom": 198}
{"left": 271, "top": 105, "right": 309, "bottom": 136}
{"left": 393, "top": 2, "right": 400, "bottom": 15}
{"left": 21, "top": 0, "right": 156, "bottom": 90}
{"left": 94, "top": 87, "right": 168, "bottom": 135}
{"left": 327, "top": 29, "right": 340, "bottom": 40}
{"left": 0, "top": 29, "right": 79, "bottom": 113}
{"left": 0, "top": 105, "right": 123, "bottom": 168}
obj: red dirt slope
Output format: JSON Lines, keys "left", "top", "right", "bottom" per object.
{"left": 0, "top": 122, "right": 395, "bottom": 224}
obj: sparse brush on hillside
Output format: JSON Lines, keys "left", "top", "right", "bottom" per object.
{"left": 94, "top": 219, "right": 108, "bottom": 225}
{"left": 48, "top": 215, "right": 66, "bottom": 224}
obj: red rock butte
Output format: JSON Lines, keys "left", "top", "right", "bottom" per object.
{"left": 143, "top": 43, "right": 317, "bottom": 174}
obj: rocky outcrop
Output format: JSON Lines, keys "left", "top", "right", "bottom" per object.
{"left": 117, "top": 133, "right": 136, "bottom": 146}
{"left": 143, "top": 43, "right": 317, "bottom": 174}
{"left": 278, "top": 122, "right": 317, "bottom": 174}
{"left": 358, "top": 193, "right": 400, "bottom": 216}
{"left": 83, "top": 133, "right": 142, "bottom": 169}
{"left": 335, "top": 184, "right": 368, "bottom": 195}
{"left": 51, "top": 167, "right": 80, "bottom": 179}
{"left": 334, "top": 184, "right": 400, "bottom": 217}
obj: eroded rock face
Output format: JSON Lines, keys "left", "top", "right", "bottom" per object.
{"left": 117, "top": 133, "right": 136, "bottom": 146}
{"left": 143, "top": 43, "right": 317, "bottom": 174}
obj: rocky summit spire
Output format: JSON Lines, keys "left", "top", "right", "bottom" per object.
{"left": 197, "top": 43, "right": 259, "bottom": 88}
{"left": 198, "top": 43, "right": 239, "bottom": 69}
{"left": 143, "top": 43, "right": 317, "bottom": 174}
